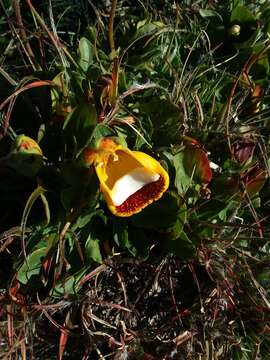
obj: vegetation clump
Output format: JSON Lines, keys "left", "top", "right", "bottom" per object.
{"left": 0, "top": 1, "right": 269, "bottom": 359}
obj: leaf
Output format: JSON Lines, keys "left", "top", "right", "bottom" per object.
{"left": 194, "top": 199, "right": 228, "bottom": 221}
{"left": 231, "top": 139, "right": 256, "bottom": 165}
{"left": 165, "top": 217, "right": 185, "bottom": 241}
{"left": 250, "top": 56, "right": 269, "bottom": 81}
{"left": 63, "top": 102, "right": 97, "bottom": 150}
{"left": 50, "top": 268, "right": 87, "bottom": 297}
{"left": 199, "top": 9, "right": 223, "bottom": 21}
{"left": 61, "top": 186, "right": 81, "bottom": 211}
{"left": 182, "top": 139, "right": 212, "bottom": 184}
{"left": 59, "top": 330, "right": 69, "bottom": 360}
{"left": 211, "top": 174, "right": 240, "bottom": 201}
{"left": 61, "top": 162, "right": 99, "bottom": 211}
{"left": 131, "top": 192, "right": 185, "bottom": 230}
{"left": 113, "top": 219, "right": 130, "bottom": 248}
{"left": 136, "top": 20, "right": 165, "bottom": 37}
{"left": 140, "top": 98, "right": 180, "bottom": 146}
{"left": 85, "top": 236, "right": 102, "bottom": 263}
{"left": 173, "top": 151, "right": 192, "bottom": 194}
{"left": 91, "top": 123, "right": 116, "bottom": 145}
{"left": 113, "top": 219, "right": 150, "bottom": 257}
{"left": 166, "top": 231, "right": 195, "bottom": 260}
{"left": 242, "top": 164, "right": 266, "bottom": 198}
{"left": 17, "top": 246, "right": 47, "bottom": 284}
{"left": 72, "top": 210, "right": 104, "bottom": 231}
{"left": 230, "top": 6, "right": 256, "bottom": 24}
{"left": 78, "top": 37, "right": 93, "bottom": 72}
{"left": 128, "top": 227, "right": 150, "bottom": 258}
{"left": 77, "top": 212, "right": 106, "bottom": 263}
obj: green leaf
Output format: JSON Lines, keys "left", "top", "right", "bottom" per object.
{"left": 199, "top": 9, "right": 223, "bottom": 21}
{"left": 63, "top": 102, "right": 97, "bottom": 150}
{"left": 113, "top": 219, "right": 150, "bottom": 258}
{"left": 128, "top": 227, "right": 150, "bottom": 258}
{"left": 211, "top": 173, "right": 240, "bottom": 201}
{"left": 17, "top": 246, "right": 47, "bottom": 284}
{"left": 131, "top": 192, "right": 185, "bottom": 229}
{"left": 113, "top": 219, "right": 130, "bottom": 248}
{"left": 166, "top": 231, "right": 195, "bottom": 260}
{"left": 136, "top": 20, "right": 165, "bottom": 37}
{"left": 91, "top": 124, "right": 116, "bottom": 145}
{"left": 173, "top": 151, "right": 192, "bottom": 194}
{"left": 75, "top": 212, "right": 106, "bottom": 263}
{"left": 140, "top": 98, "right": 180, "bottom": 146}
{"left": 165, "top": 217, "right": 185, "bottom": 241}
{"left": 230, "top": 6, "right": 256, "bottom": 24}
{"left": 72, "top": 210, "right": 104, "bottom": 231}
{"left": 85, "top": 236, "right": 102, "bottom": 263}
{"left": 250, "top": 56, "right": 269, "bottom": 81}
{"left": 195, "top": 199, "right": 238, "bottom": 222}
{"left": 78, "top": 37, "right": 93, "bottom": 72}
{"left": 50, "top": 267, "right": 87, "bottom": 297}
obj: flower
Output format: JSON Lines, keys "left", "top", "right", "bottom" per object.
{"left": 12, "top": 135, "right": 43, "bottom": 155}
{"left": 5, "top": 135, "right": 43, "bottom": 177}
{"left": 83, "top": 138, "right": 169, "bottom": 217}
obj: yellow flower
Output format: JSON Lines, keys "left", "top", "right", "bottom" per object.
{"left": 83, "top": 138, "right": 169, "bottom": 217}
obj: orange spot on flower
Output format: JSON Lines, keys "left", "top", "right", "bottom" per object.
{"left": 20, "top": 142, "right": 30, "bottom": 150}
{"left": 83, "top": 148, "right": 98, "bottom": 165}
{"left": 99, "top": 138, "right": 118, "bottom": 151}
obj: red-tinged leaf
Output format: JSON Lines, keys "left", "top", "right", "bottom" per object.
{"left": 42, "top": 256, "right": 53, "bottom": 275}
{"left": 183, "top": 138, "right": 212, "bottom": 184}
{"left": 183, "top": 136, "right": 201, "bottom": 147}
{"left": 241, "top": 164, "right": 266, "bottom": 197}
{"left": 59, "top": 330, "right": 69, "bottom": 360}
{"left": 251, "top": 85, "right": 264, "bottom": 99}
{"left": 8, "top": 281, "right": 25, "bottom": 306}
{"left": 212, "top": 174, "right": 240, "bottom": 199}
{"left": 232, "top": 138, "right": 256, "bottom": 164}
{"left": 8, "top": 282, "right": 20, "bottom": 301}
{"left": 41, "top": 255, "right": 55, "bottom": 285}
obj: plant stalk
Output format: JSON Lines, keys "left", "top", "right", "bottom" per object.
{"left": 108, "top": 0, "right": 117, "bottom": 53}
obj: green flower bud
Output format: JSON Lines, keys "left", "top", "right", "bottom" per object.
{"left": 7, "top": 135, "right": 44, "bottom": 177}
{"left": 228, "top": 24, "right": 241, "bottom": 37}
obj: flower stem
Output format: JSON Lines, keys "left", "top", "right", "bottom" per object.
{"left": 108, "top": 0, "right": 117, "bottom": 53}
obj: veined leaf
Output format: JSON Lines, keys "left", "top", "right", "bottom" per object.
{"left": 78, "top": 37, "right": 93, "bottom": 72}
{"left": 63, "top": 102, "right": 97, "bottom": 150}
{"left": 17, "top": 246, "right": 47, "bottom": 284}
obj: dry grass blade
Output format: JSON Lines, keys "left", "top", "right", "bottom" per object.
{"left": 0, "top": 80, "right": 55, "bottom": 112}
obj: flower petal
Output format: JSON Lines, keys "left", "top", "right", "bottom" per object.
{"left": 115, "top": 176, "right": 166, "bottom": 216}
{"left": 94, "top": 146, "right": 169, "bottom": 217}
{"left": 111, "top": 167, "right": 160, "bottom": 206}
